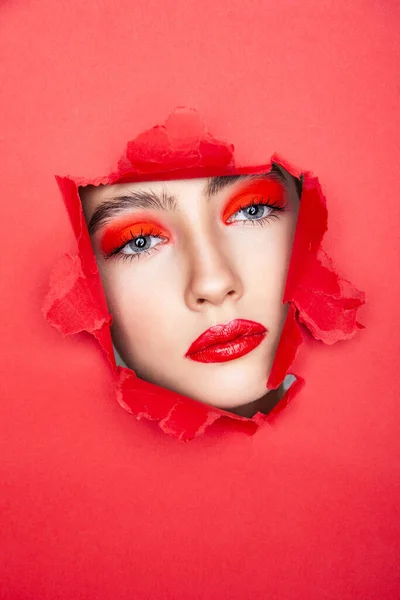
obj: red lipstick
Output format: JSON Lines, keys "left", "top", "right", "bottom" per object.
{"left": 185, "top": 319, "right": 267, "bottom": 363}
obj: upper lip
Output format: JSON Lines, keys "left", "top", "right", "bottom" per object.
{"left": 185, "top": 318, "right": 267, "bottom": 356}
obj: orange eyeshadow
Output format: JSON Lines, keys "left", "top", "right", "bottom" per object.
{"left": 222, "top": 178, "right": 286, "bottom": 223}
{"left": 100, "top": 216, "right": 170, "bottom": 255}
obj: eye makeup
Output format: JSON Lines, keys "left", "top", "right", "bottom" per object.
{"left": 100, "top": 216, "right": 171, "bottom": 256}
{"left": 95, "top": 176, "right": 286, "bottom": 259}
{"left": 222, "top": 178, "right": 286, "bottom": 224}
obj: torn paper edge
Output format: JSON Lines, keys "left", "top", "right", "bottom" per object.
{"left": 43, "top": 107, "right": 365, "bottom": 441}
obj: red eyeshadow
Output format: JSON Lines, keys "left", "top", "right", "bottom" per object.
{"left": 222, "top": 178, "right": 286, "bottom": 223}
{"left": 100, "top": 216, "right": 170, "bottom": 255}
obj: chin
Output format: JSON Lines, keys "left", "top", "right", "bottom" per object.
{"left": 187, "top": 377, "right": 269, "bottom": 411}
{"left": 122, "top": 352, "right": 273, "bottom": 412}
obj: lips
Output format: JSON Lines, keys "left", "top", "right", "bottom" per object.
{"left": 185, "top": 319, "right": 267, "bottom": 363}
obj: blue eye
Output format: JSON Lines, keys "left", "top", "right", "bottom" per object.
{"left": 120, "top": 235, "right": 164, "bottom": 255}
{"left": 228, "top": 204, "right": 273, "bottom": 223}
{"left": 242, "top": 205, "right": 269, "bottom": 219}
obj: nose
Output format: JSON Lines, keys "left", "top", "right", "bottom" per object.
{"left": 184, "top": 235, "right": 243, "bottom": 311}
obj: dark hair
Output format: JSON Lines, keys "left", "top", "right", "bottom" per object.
{"left": 271, "top": 162, "right": 303, "bottom": 198}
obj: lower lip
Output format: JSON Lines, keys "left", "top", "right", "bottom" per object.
{"left": 187, "top": 332, "right": 267, "bottom": 364}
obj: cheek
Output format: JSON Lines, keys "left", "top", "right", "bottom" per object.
{"left": 231, "top": 220, "right": 295, "bottom": 300}
{"left": 97, "top": 259, "right": 182, "bottom": 357}
{"left": 100, "top": 262, "right": 159, "bottom": 320}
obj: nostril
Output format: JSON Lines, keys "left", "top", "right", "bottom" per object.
{"left": 197, "top": 298, "right": 206, "bottom": 305}
{"left": 227, "top": 290, "right": 235, "bottom": 296}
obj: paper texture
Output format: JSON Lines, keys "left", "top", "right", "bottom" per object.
{"left": 43, "top": 109, "right": 364, "bottom": 440}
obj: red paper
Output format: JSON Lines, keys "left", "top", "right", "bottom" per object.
{"left": 43, "top": 108, "right": 364, "bottom": 440}
{"left": 3, "top": 3, "right": 399, "bottom": 598}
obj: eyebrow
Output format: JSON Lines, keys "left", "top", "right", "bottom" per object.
{"left": 85, "top": 168, "right": 291, "bottom": 236}
{"left": 86, "top": 188, "right": 176, "bottom": 235}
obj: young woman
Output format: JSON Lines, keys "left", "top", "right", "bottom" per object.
{"left": 80, "top": 165, "right": 300, "bottom": 417}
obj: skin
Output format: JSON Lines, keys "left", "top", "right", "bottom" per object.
{"left": 80, "top": 169, "right": 299, "bottom": 416}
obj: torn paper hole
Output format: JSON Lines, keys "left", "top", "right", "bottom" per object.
{"left": 43, "top": 107, "right": 365, "bottom": 441}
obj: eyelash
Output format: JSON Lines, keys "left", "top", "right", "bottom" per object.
{"left": 104, "top": 226, "right": 167, "bottom": 262}
{"left": 226, "top": 196, "right": 285, "bottom": 226}
{"left": 105, "top": 196, "right": 286, "bottom": 263}
{"left": 112, "top": 249, "right": 158, "bottom": 263}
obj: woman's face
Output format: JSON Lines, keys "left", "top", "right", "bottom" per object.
{"left": 81, "top": 170, "right": 299, "bottom": 410}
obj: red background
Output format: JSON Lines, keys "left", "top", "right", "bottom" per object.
{"left": 1, "top": 1, "right": 400, "bottom": 598}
